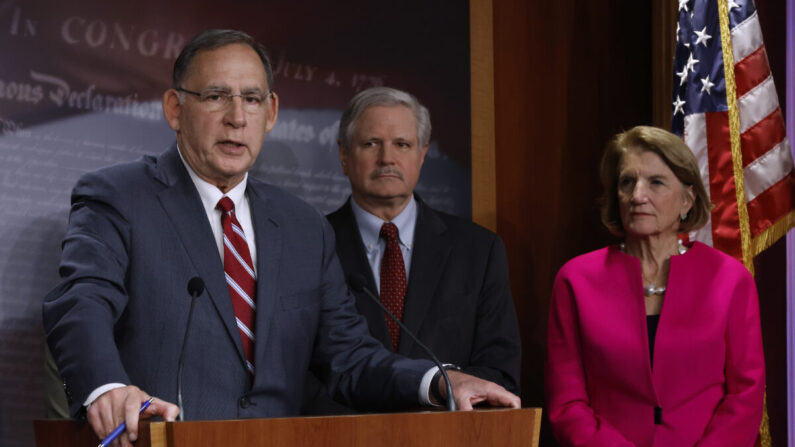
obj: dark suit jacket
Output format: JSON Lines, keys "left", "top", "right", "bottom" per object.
{"left": 42, "top": 146, "right": 433, "bottom": 420}
{"left": 301, "top": 197, "right": 521, "bottom": 414}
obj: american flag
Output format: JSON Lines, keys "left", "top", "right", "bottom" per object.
{"left": 672, "top": 0, "right": 795, "bottom": 272}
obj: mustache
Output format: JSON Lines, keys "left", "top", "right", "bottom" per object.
{"left": 370, "top": 167, "right": 403, "bottom": 180}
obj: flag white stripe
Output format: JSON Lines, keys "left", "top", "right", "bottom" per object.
{"left": 690, "top": 214, "right": 715, "bottom": 247}
{"left": 737, "top": 75, "right": 779, "bottom": 133}
{"left": 223, "top": 235, "right": 256, "bottom": 279}
{"left": 226, "top": 273, "right": 256, "bottom": 309}
{"left": 744, "top": 138, "right": 794, "bottom": 201}
{"left": 684, "top": 113, "right": 710, "bottom": 202}
{"left": 683, "top": 113, "right": 714, "bottom": 247}
{"left": 730, "top": 11, "right": 763, "bottom": 63}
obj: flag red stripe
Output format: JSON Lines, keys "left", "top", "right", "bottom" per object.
{"left": 740, "top": 107, "right": 787, "bottom": 166}
{"left": 734, "top": 45, "right": 771, "bottom": 98}
{"left": 747, "top": 172, "right": 795, "bottom": 237}
{"left": 705, "top": 111, "right": 742, "bottom": 258}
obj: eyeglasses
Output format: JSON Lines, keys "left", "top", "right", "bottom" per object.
{"left": 176, "top": 87, "right": 272, "bottom": 113}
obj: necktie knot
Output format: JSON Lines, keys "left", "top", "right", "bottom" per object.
{"left": 380, "top": 222, "right": 399, "bottom": 244}
{"left": 217, "top": 196, "right": 235, "bottom": 214}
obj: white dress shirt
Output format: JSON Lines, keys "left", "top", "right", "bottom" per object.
{"left": 180, "top": 152, "right": 257, "bottom": 272}
{"left": 349, "top": 196, "right": 416, "bottom": 293}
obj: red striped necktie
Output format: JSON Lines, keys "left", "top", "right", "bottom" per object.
{"left": 379, "top": 222, "right": 406, "bottom": 351}
{"left": 217, "top": 196, "right": 256, "bottom": 375}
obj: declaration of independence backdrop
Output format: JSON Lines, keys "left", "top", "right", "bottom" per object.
{"left": 0, "top": 2, "right": 471, "bottom": 445}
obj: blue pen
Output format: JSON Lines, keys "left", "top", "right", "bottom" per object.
{"left": 97, "top": 397, "right": 155, "bottom": 447}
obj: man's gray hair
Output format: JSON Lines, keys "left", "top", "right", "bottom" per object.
{"left": 173, "top": 29, "right": 274, "bottom": 91}
{"left": 338, "top": 87, "right": 431, "bottom": 151}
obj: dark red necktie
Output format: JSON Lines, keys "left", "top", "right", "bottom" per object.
{"left": 217, "top": 197, "right": 256, "bottom": 375}
{"left": 379, "top": 222, "right": 406, "bottom": 351}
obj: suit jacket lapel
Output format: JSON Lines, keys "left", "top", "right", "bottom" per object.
{"left": 398, "top": 199, "right": 451, "bottom": 355}
{"left": 332, "top": 200, "right": 391, "bottom": 346}
{"left": 246, "top": 180, "right": 282, "bottom": 377}
{"left": 153, "top": 146, "right": 246, "bottom": 364}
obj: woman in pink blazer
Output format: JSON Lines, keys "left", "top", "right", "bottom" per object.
{"left": 546, "top": 126, "right": 765, "bottom": 447}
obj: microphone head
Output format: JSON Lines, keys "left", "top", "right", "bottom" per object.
{"left": 347, "top": 274, "right": 368, "bottom": 293}
{"left": 187, "top": 277, "right": 205, "bottom": 298}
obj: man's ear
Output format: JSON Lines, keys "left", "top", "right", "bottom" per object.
{"left": 338, "top": 140, "right": 349, "bottom": 176}
{"left": 162, "top": 89, "right": 181, "bottom": 131}
{"left": 419, "top": 143, "right": 429, "bottom": 167}
{"left": 263, "top": 91, "right": 280, "bottom": 133}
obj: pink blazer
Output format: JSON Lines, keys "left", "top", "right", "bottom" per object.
{"left": 545, "top": 242, "right": 764, "bottom": 447}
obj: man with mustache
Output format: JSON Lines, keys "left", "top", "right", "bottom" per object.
{"left": 302, "top": 87, "right": 521, "bottom": 414}
{"left": 42, "top": 31, "right": 520, "bottom": 447}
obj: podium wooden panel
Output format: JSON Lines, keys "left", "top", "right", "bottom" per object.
{"left": 35, "top": 408, "right": 541, "bottom": 447}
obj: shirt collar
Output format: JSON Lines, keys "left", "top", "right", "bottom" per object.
{"left": 350, "top": 196, "right": 417, "bottom": 252}
{"left": 177, "top": 144, "right": 248, "bottom": 213}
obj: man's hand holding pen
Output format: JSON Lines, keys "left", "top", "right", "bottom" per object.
{"left": 88, "top": 385, "right": 179, "bottom": 447}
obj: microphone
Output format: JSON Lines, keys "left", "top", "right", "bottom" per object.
{"left": 347, "top": 274, "right": 456, "bottom": 411}
{"left": 177, "top": 276, "right": 205, "bottom": 421}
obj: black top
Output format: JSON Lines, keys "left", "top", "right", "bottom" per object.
{"left": 647, "top": 314, "right": 660, "bottom": 369}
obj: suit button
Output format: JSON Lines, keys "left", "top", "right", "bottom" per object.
{"left": 239, "top": 397, "right": 251, "bottom": 408}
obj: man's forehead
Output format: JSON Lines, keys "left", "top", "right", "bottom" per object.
{"left": 184, "top": 43, "right": 269, "bottom": 88}
{"left": 358, "top": 105, "right": 416, "bottom": 128}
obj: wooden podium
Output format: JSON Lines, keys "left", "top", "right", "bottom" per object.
{"left": 34, "top": 408, "right": 541, "bottom": 446}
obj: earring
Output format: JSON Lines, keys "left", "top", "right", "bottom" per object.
{"left": 680, "top": 211, "right": 688, "bottom": 221}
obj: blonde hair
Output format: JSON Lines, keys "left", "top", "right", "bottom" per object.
{"left": 599, "top": 126, "right": 711, "bottom": 236}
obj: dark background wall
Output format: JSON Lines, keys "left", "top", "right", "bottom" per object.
{"left": 492, "top": 0, "right": 653, "bottom": 407}
{"left": 751, "top": 1, "right": 789, "bottom": 445}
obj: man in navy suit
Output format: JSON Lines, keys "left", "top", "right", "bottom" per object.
{"left": 42, "top": 30, "right": 519, "bottom": 447}
{"left": 302, "top": 87, "right": 521, "bottom": 415}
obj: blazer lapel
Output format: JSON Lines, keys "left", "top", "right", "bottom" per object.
{"left": 246, "top": 181, "right": 282, "bottom": 376}
{"left": 331, "top": 200, "right": 391, "bottom": 346}
{"left": 649, "top": 243, "right": 700, "bottom": 401}
{"left": 607, "top": 248, "right": 659, "bottom": 404}
{"left": 153, "top": 147, "right": 246, "bottom": 364}
{"left": 398, "top": 200, "right": 451, "bottom": 355}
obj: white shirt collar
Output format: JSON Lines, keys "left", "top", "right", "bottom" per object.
{"left": 350, "top": 196, "right": 417, "bottom": 253}
{"left": 176, "top": 145, "right": 248, "bottom": 212}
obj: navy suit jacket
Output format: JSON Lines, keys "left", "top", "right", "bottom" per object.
{"left": 42, "top": 146, "right": 432, "bottom": 419}
{"left": 302, "top": 197, "right": 521, "bottom": 414}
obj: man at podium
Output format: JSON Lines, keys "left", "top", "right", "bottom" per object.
{"left": 42, "top": 29, "right": 519, "bottom": 447}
